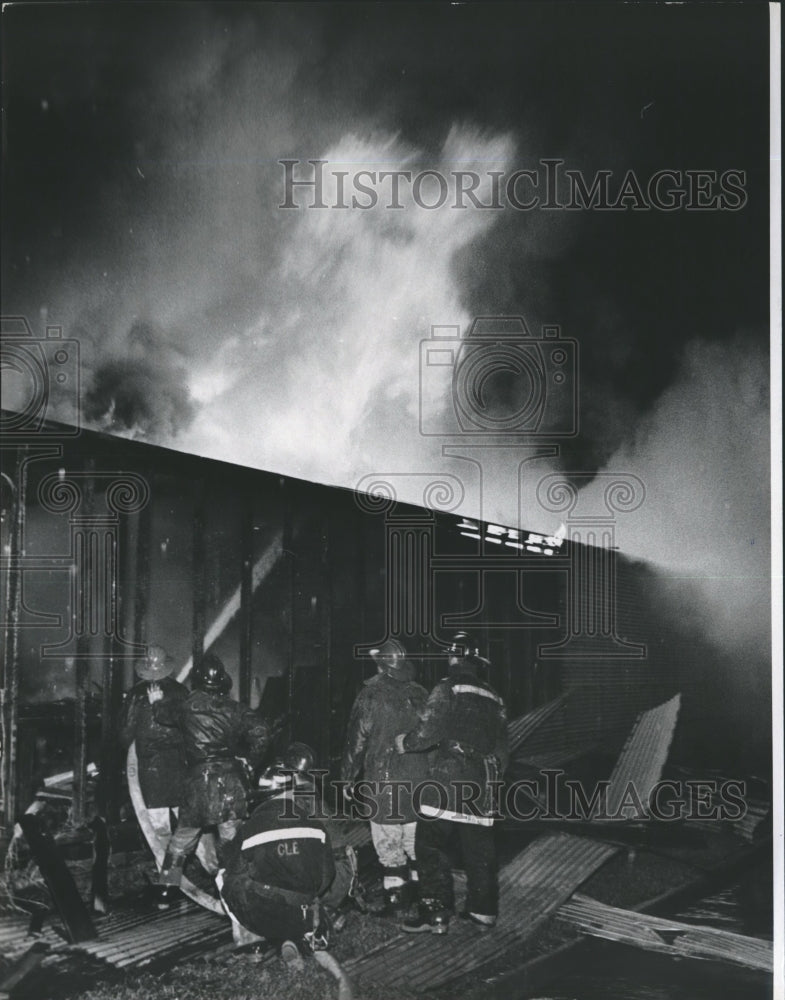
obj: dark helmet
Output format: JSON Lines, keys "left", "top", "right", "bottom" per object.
{"left": 259, "top": 742, "right": 317, "bottom": 792}
{"left": 369, "top": 638, "right": 412, "bottom": 677}
{"left": 191, "top": 652, "right": 232, "bottom": 694}
{"left": 283, "top": 742, "right": 317, "bottom": 775}
{"left": 448, "top": 632, "right": 490, "bottom": 667}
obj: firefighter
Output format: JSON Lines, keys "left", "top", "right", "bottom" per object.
{"left": 217, "top": 743, "right": 355, "bottom": 998}
{"left": 341, "top": 638, "right": 429, "bottom": 914}
{"left": 147, "top": 651, "right": 271, "bottom": 888}
{"left": 119, "top": 644, "right": 188, "bottom": 842}
{"left": 394, "top": 633, "right": 509, "bottom": 934}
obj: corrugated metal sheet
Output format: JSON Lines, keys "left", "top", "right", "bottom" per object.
{"left": 336, "top": 822, "right": 372, "bottom": 849}
{"left": 508, "top": 692, "right": 570, "bottom": 753}
{"left": 733, "top": 800, "right": 769, "bottom": 841}
{"left": 670, "top": 766, "right": 771, "bottom": 842}
{"left": 346, "top": 833, "right": 617, "bottom": 991}
{"left": 0, "top": 909, "right": 36, "bottom": 960}
{"left": 511, "top": 673, "right": 671, "bottom": 767}
{"left": 518, "top": 557, "right": 697, "bottom": 767}
{"left": 324, "top": 817, "right": 372, "bottom": 849}
{"left": 558, "top": 893, "right": 772, "bottom": 972}
{"left": 605, "top": 694, "right": 681, "bottom": 817}
{"left": 67, "top": 899, "right": 232, "bottom": 970}
{"left": 514, "top": 739, "right": 599, "bottom": 771}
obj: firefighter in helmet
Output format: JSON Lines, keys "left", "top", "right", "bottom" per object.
{"left": 148, "top": 651, "right": 271, "bottom": 888}
{"left": 119, "top": 644, "right": 188, "bottom": 841}
{"left": 394, "top": 632, "right": 509, "bottom": 934}
{"left": 217, "top": 743, "right": 356, "bottom": 997}
{"left": 341, "top": 638, "right": 429, "bottom": 914}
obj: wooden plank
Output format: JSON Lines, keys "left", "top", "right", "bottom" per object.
{"left": 0, "top": 942, "right": 49, "bottom": 996}
{"left": 558, "top": 893, "right": 773, "bottom": 972}
{"left": 0, "top": 911, "right": 36, "bottom": 958}
{"left": 18, "top": 813, "right": 97, "bottom": 944}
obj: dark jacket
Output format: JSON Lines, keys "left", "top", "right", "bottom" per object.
{"left": 154, "top": 689, "right": 271, "bottom": 827}
{"left": 399, "top": 664, "right": 509, "bottom": 825}
{"left": 119, "top": 677, "right": 188, "bottom": 808}
{"left": 219, "top": 791, "right": 335, "bottom": 944}
{"left": 341, "top": 669, "right": 430, "bottom": 824}
{"left": 223, "top": 791, "right": 335, "bottom": 898}
{"left": 153, "top": 689, "right": 271, "bottom": 768}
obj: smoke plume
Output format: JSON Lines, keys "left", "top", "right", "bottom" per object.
{"left": 84, "top": 320, "right": 195, "bottom": 438}
{"left": 571, "top": 337, "right": 771, "bottom": 665}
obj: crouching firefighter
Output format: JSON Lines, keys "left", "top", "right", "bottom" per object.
{"left": 217, "top": 744, "right": 356, "bottom": 998}
{"left": 394, "top": 633, "right": 509, "bottom": 934}
{"left": 147, "top": 652, "right": 271, "bottom": 887}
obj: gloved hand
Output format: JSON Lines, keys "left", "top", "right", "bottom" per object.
{"left": 147, "top": 682, "right": 164, "bottom": 704}
{"left": 393, "top": 734, "right": 407, "bottom": 754}
{"left": 342, "top": 783, "right": 355, "bottom": 803}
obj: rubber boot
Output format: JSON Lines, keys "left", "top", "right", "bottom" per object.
{"left": 367, "top": 865, "right": 407, "bottom": 916}
{"left": 158, "top": 849, "right": 185, "bottom": 887}
{"left": 381, "top": 865, "right": 409, "bottom": 916}
{"left": 280, "top": 940, "right": 306, "bottom": 972}
{"left": 401, "top": 897, "right": 450, "bottom": 934}
{"left": 458, "top": 909, "right": 497, "bottom": 930}
{"left": 153, "top": 885, "right": 181, "bottom": 910}
{"left": 382, "top": 885, "right": 408, "bottom": 915}
{"left": 403, "top": 865, "right": 420, "bottom": 910}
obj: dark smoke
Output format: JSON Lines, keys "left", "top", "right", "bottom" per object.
{"left": 84, "top": 320, "right": 194, "bottom": 438}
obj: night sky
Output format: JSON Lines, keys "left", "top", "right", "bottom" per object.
{"left": 1, "top": 4, "right": 774, "bottom": 680}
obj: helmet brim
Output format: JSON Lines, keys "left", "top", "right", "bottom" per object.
{"left": 135, "top": 659, "right": 174, "bottom": 681}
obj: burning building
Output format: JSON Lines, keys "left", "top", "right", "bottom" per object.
{"left": 1, "top": 414, "right": 764, "bottom": 843}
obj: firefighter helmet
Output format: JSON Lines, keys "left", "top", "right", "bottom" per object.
{"left": 191, "top": 652, "right": 232, "bottom": 694}
{"left": 448, "top": 631, "right": 490, "bottom": 667}
{"left": 369, "top": 638, "right": 411, "bottom": 676}
{"left": 135, "top": 644, "right": 174, "bottom": 682}
{"left": 258, "top": 742, "right": 317, "bottom": 792}
{"left": 283, "top": 742, "right": 317, "bottom": 775}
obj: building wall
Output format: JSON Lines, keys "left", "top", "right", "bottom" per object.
{"left": 1, "top": 424, "right": 770, "bottom": 830}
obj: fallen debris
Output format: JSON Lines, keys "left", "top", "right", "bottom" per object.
{"left": 557, "top": 892, "right": 772, "bottom": 972}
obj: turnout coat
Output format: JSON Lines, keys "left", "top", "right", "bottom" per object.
{"left": 119, "top": 677, "right": 188, "bottom": 808}
{"left": 154, "top": 690, "right": 271, "bottom": 827}
{"left": 219, "top": 792, "right": 335, "bottom": 945}
{"left": 397, "top": 663, "right": 509, "bottom": 825}
{"left": 341, "top": 668, "right": 430, "bottom": 824}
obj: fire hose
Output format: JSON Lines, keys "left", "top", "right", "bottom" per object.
{"left": 127, "top": 742, "right": 223, "bottom": 915}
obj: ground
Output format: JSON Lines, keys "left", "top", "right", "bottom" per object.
{"left": 68, "top": 908, "right": 423, "bottom": 1000}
